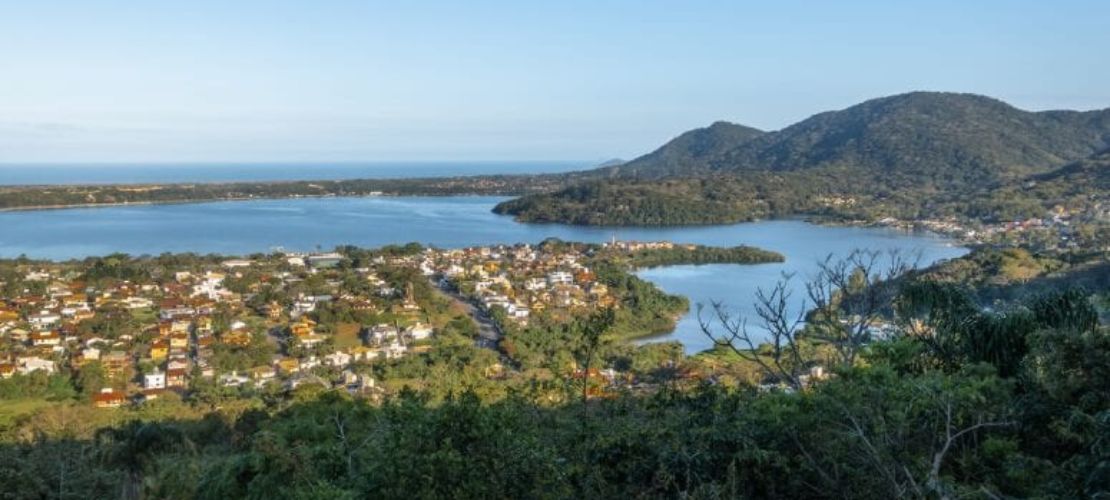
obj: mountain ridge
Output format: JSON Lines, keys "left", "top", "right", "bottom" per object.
{"left": 604, "top": 91, "right": 1110, "bottom": 188}
{"left": 496, "top": 91, "right": 1110, "bottom": 226}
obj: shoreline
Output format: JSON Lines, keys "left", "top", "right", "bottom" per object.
{"left": 0, "top": 191, "right": 525, "bottom": 213}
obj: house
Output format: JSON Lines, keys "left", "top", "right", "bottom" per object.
{"left": 144, "top": 368, "right": 166, "bottom": 389}
{"left": 300, "top": 356, "right": 321, "bottom": 370}
{"left": 93, "top": 388, "right": 126, "bottom": 409}
{"left": 366, "top": 324, "right": 399, "bottom": 345}
{"left": 383, "top": 341, "right": 407, "bottom": 360}
{"left": 276, "top": 357, "right": 301, "bottom": 375}
{"left": 169, "top": 332, "right": 189, "bottom": 350}
{"left": 0, "top": 308, "right": 19, "bottom": 322}
{"left": 18, "top": 356, "right": 56, "bottom": 375}
{"left": 324, "top": 351, "right": 352, "bottom": 367}
{"left": 347, "top": 345, "right": 374, "bottom": 362}
{"left": 524, "top": 278, "right": 547, "bottom": 291}
{"left": 165, "top": 368, "right": 187, "bottom": 388}
{"left": 223, "top": 328, "right": 252, "bottom": 347}
{"left": 102, "top": 351, "right": 130, "bottom": 377}
{"left": 306, "top": 253, "right": 343, "bottom": 269}
{"left": 219, "top": 372, "right": 250, "bottom": 387}
{"left": 291, "top": 299, "right": 316, "bottom": 318}
{"left": 29, "top": 311, "right": 61, "bottom": 329}
{"left": 290, "top": 318, "right": 316, "bottom": 338}
{"left": 139, "top": 389, "right": 166, "bottom": 403}
{"left": 405, "top": 323, "right": 434, "bottom": 341}
{"left": 30, "top": 331, "right": 61, "bottom": 347}
{"left": 546, "top": 271, "right": 572, "bottom": 286}
{"left": 285, "top": 373, "right": 327, "bottom": 391}
{"left": 123, "top": 296, "right": 153, "bottom": 309}
{"left": 7, "top": 328, "right": 29, "bottom": 343}
{"left": 339, "top": 371, "right": 375, "bottom": 393}
{"left": 297, "top": 334, "right": 327, "bottom": 348}
{"left": 266, "top": 301, "right": 283, "bottom": 320}
{"left": 74, "top": 347, "right": 101, "bottom": 367}
{"left": 150, "top": 339, "right": 169, "bottom": 361}
{"left": 249, "top": 365, "right": 277, "bottom": 383}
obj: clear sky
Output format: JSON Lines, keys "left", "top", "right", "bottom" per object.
{"left": 2, "top": 0, "right": 1109, "bottom": 163}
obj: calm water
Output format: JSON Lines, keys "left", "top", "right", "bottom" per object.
{"left": 0, "top": 196, "right": 967, "bottom": 352}
{"left": 0, "top": 161, "right": 588, "bottom": 185}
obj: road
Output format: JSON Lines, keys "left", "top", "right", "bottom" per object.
{"left": 429, "top": 277, "right": 502, "bottom": 350}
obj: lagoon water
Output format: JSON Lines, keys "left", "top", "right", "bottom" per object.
{"left": 0, "top": 195, "right": 967, "bottom": 352}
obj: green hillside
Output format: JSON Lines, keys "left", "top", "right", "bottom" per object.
{"left": 498, "top": 92, "right": 1110, "bottom": 226}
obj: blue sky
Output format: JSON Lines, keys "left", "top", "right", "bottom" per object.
{"left": 2, "top": 0, "right": 1108, "bottom": 163}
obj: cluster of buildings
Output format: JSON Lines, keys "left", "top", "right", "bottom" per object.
{"left": 876, "top": 201, "right": 1109, "bottom": 252}
{"left": 417, "top": 243, "right": 619, "bottom": 326}
{"left": 0, "top": 240, "right": 717, "bottom": 407}
{"left": 0, "top": 251, "right": 444, "bottom": 408}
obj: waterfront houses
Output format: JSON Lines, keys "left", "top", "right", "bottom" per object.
{"left": 0, "top": 241, "right": 710, "bottom": 408}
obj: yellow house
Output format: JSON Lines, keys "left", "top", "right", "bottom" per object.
{"left": 290, "top": 319, "right": 316, "bottom": 338}
{"left": 277, "top": 358, "right": 300, "bottom": 375}
{"left": 150, "top": 340, "right": 169, "bottom": 361}
{"left": 169, "top": 332, "right": 189, "bottom": 349}
{"left": 194, "top": 316, "right": 213, "bottom": 331}
{"left": 223, "top": 329, "right": 252, "bottom": 347}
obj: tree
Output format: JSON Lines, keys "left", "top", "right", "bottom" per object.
{"left": 698, "top": 277, "right": 809, "bottom": 389}
{"left": 75, "top": 361, "right": 107, "bottom": 399}
{"left": 699, "top": 250, "right": 917, "bottom": 389}
{"left": 575, "top": 308, "right": 615, "bottom": 405}
{"left": 805, "top": 249, "right": 918, "bottom": 368}
{"left": 96, "top": 421, "right": 190, "bottom": 500}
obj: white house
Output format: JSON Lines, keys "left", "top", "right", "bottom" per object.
{"left": 367, "top": 324, "right": 399, "bottom": 345}
{"left": 219, "top": 372, "right": 250, "bottom": 388}
{"left": 406, "top": 323, "right": 434, "bottom": 341}
{"left": 144, "top": 369, "right": 166, "bottom": 389}
{"left": 324, "top": 351, "right": 352, "bottom": 367}
{"left": 547, "top": 271, "right": 573, "bottom": 286}
{"left": 29, "top": 311, "right": 61, "bottom": 329}
{"left": 383, "top": 341, "right": 407, "bottom": 360}
{"left": 17, "top": 356, "right": 55, "bottom": 375}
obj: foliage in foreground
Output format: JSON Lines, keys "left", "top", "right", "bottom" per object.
{"left": 0, "top": 288, "right": 1106, "bottom": 499}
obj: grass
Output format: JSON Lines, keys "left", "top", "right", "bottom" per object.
{"left": 334, "top": 322, "right": 363, "bottom": 349}
{"left": 130, "top": 307, "right": 158, "bottom": 324}
{"left": 0, "top": 398, "right": 57, "bottom": 430}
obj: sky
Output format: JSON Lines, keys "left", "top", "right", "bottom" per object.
{"left": 2, "top": 0, "right": 1109, "bottom": 163}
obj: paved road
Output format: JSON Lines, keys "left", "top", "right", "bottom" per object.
{"left": 430, "top": 277, "right": 501, "bottom": 349}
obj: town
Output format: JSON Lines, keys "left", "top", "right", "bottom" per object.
{"left": 0, "top": 240, "right": 780, "bottom": 409}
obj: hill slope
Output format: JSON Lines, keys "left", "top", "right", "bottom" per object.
{"left": 611, "top": 92, "right": 1110, "bottom": 186}
{"left": 602, "top": 121, "right": 765, "bottom": 178}
{"left": 497, "top": 92, "right": 1110, "bottom": 225}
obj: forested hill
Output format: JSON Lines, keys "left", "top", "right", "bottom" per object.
{"left": 1032, "top": 149, "right": 1110, "bottom": 188}
{"left": 600, "top": 121, "right": 765, "bottom": 179}
{"left": 496, "top": 93, "right": 1110, "bottom": 226}
{"left": 604, "top": 92, "right": 1110, "bottom": 188}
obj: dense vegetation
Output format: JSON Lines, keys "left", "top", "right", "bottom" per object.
{"left": 618, "top": 244, "right": 784, "bottom": 268}
{"left": 0, "top": 173, "right": 581, "bottom": 210}
{"left": 496, "top": 261, "right": 690, "bottom": 371}
{"left": 607, "top": 92, "right": 1110, "bottom": 184}
{"left": 498, "top": 92, "right": 1110, "bottom": 226}
{"left": 0, "top": 284, "right": 1105, "bottom": 498}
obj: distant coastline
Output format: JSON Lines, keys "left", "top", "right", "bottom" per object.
{"left": 0, "top": 173, "right": 582, "bottom": 212}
